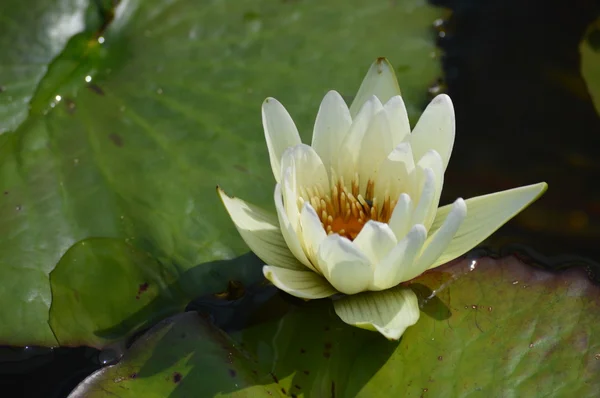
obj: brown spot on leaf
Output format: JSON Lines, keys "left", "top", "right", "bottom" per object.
{"left": 129, "top": 373, "right": 137, "bottom": 379}
{"left": 281, "top": 388, "right": 287, "bottom": 394}
{"left": 228, "top": 369, "right": 236, "bottom": 378}
{"left": 64, "top": 98, "right": 76, "bottom": 114}
{"left": 270, "top": 372, "right": 279, "bottom": 384}
{"left": 331, "top": 381, "right": 336, "bottom": 397}
{"left": 294, "top": 384, "right": 301, "bottom": 390}
{"left": 303, "top": 370, "right": 310, "bottom": 375}
{"left": 3, "top": 191, "right": 8, "bottom": 195}
{"left": 135, "top": 282, "right": 149, "bottom": 299}
{"left": 438, "top": 356, "right": 443, "bottom": 361}
{"left": 300, "top": 348, "right": 306, "bottom": 354}
{"left": 172, "top": 372, "right": 182, "bottom": 383}
{"left": 87, "top": 83, "right": 105, "bottom": 96}
{"left": 109, "top": 133, "right": 123, "bottom": 147}
{"left": 234, "top": 164, "right": 249, "bottom": 173}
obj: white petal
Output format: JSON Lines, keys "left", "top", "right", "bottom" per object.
{"left": 263, "top": 266, "right": 337, "bottom": 299}
{"left": 311, "top": 91, "right": 352, "bottom": 177}
{"left": 353, "top": 221, "right": 397, "bottom": 266}
{"left": 333, "top": 286, "right": 420, "bottom": 340}
{"left": 388, "top": 193, "right": 413, "bottom": 241}
{"left": 281, "top": 168, "right": 300, "bottom": 235}
{"left": 338, "top": 96, "right": 382, "bottom": 185}
{"left": 274, "top": 183, "right": 315, "bottom": 272}
{"left": 218, "top": 187, "right": 304, "bottom": 271}
{"left": 349, "top": 58, "right": 401, "bottom": 118}
{"left": 427, "top": 182, "right": 548, "bottom": 269}
{"left": 357, "top": 108, "right": 393, "bottom": 193}
{"left": 371, "top": 224, "right": 427, "bottom": 290}
{"left": 384, "top": 95, "right": 411, "bottom": 147}
{"left": 408, "top": 94, "right": 455, "bottom": 170}
{"left": 413, "top": 198, "right": 467, "bottom": 272}
{"left": 262, "top": 98, "right": 302, "bottom": 183}
{"left": 317, "top": 234, "right": 372, "bottom": 295}
{"left": 373, "top": 143, "right": 415, "bottom": 203}
{"left": 410, "top": 168, "right": 436, "bottom": 228}
{"left": 299, "top": 202, "right": 327, "bottom": 270}
{"left": 412, "top": 150, "right": 444, "bottom": 230}
{"left": 280, "top": 144, "right": 329, "bottom": 201}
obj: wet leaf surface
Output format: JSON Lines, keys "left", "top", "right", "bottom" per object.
{"left": 49, "top": 238, "right": 265, "bottom": 348}
{"left": 68, "top": 312, "right": 283, "bottom": 398}
{"left": 0, "top": 0, "right": 443, "bottom": 346}
{"left": 73, "top": 256, "right": 600, "bottom": 397}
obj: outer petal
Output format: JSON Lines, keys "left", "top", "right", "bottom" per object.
{"left": 371, "top": 224, "right": 427, "bottom": 290}
{"left": 427, "top": 182, "right": 548, "bottom": 269}
{"left": 218, "top": 187, "right": 304, "bottom": 271}
{"left": 407, "top": 94, "right": 455, "bottom": 170}
{"left": 317, "top": 234, "right": 372, "bottom": 295}
{"left": 281, "top": 168, "right": 301, "bottom": 235}
{"left": 373, "top": 143, "right": 415, "bottom": 203}
{"left": 263, "top": 266, "right": 337, "bottom": 299}
{"left": 333, "top": 286, "right": 420, "bottom": 340}
{"left": 413, "top": 198, "right": 467, "bottom": 272}
{"left": 384, "top": 95, "right": 411, "bottom": 148}
{"left": 349, "top": 57, "right": 401, "bottom": 118}
{"left": 262, "top": 98, "right": 302, "bottom": 182}
{"left": 311, "top": 91, "right": 352, "bottom": 177}
{"left": 353, "top": 220, "right": 397, "bottom": 266}
{"left": 299, "top": 202, "right": 327, "bottom": 271}
{"left": 274, "top": 183, "right": 315, "bottom": 272}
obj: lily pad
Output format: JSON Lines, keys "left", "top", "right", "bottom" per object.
{"left": 72, "top": 256, "right": 600, "bottom": 396}
{"left": 68, "top": 312, "right": 283, "bottom": 398}
{"left": 0, "top": 0, "right": 444, "bottom": 346}
{"left": 49, "top": 238, "right": 266, "bottom": 348}
{"left": 49, "top": 238, "right": 184, "bottom": 348}
{"left": 581, "top": 16, "right": 600, "bottom": 117}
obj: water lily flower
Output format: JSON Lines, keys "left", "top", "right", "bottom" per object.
{"left": 218, "top": 58, "right": 547, "bottom": 340}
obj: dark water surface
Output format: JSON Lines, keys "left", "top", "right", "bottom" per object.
{"left": 2, "top": 0, "right": 599, "bottom": 396}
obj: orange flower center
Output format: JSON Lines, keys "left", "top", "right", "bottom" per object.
{"left": 304, "top": 177, "right": 396, "bottom": 240}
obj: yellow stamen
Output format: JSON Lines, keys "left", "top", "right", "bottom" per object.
{"left": 305, "top": 177, "right": 397, "bottom": 240}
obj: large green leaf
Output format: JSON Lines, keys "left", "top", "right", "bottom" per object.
{"left": 0, "top": 0, "right": 443, "bottom": 345}
{"left": 71, "top": 256, "right": 600, "bottom": 396}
